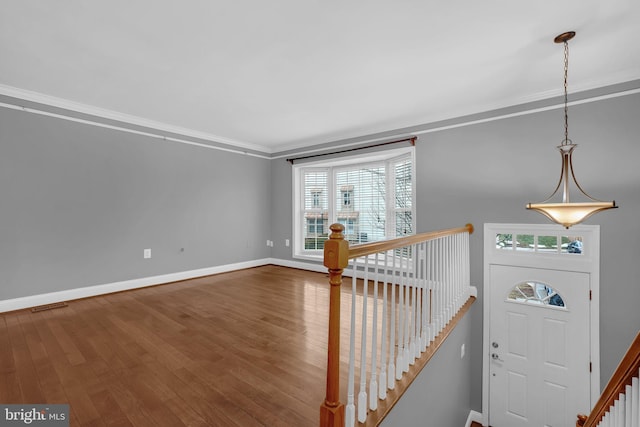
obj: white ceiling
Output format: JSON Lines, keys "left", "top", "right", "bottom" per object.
{"left": 1, "top": 1, "right": 639, "bottom": 153}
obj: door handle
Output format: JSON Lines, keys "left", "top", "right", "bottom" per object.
{"left": 491, "top": 353, "right": 504, "bottom": 362}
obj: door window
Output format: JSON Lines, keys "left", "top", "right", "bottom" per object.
{"left": 507, "top": 281, "right": 566, "bottom": 309}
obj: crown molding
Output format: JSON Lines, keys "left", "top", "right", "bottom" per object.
{"left": 3, "top": 78, "right": 639, "bottom": 160}
{"left": 0, "top": 84, "right": 274, "bottom": 156}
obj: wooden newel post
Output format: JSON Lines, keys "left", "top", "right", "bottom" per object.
{"left": 320, "top": 224, "right": 349, "bottom": 427}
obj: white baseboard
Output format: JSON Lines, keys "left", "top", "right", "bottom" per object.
{"left": 267, "top": 257, "right": 326, "bottom": 273}
{"left": 0, "top": 258, "right": 278, "bottom": 313}
{"left": 465, "top": 410, "right": 483, "bottom": 427}
{"left": 0, "top": 258, "right": 474, "bottom": 313}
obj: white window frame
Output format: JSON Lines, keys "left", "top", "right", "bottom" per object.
{"left": 292, "top": 146, "right": 415, "bottom": 260}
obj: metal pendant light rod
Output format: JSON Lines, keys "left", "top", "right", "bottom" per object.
{"left": 526, "top": 31, "right": 617, "bottom": 228}
{"left": 555, "top": 31, "right": 575, "bottom": 147}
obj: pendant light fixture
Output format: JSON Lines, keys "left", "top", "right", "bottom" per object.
{"left": 526, "top": 31, "right": 617, "bottom": 228}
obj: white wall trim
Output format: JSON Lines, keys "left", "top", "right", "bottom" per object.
{"left": 0, "top": 85, "right": 272, "bottom": 158}
{"left": 0, "top": 256, "right": 476, "bottom": 314}
{"left": 4, "top": 81, "right": 639, "bottom": 161}
{"left": 268, "top": 257, "right": 326, "bottom": 273}
{"left": 465, "top": 410, "right": 483, "bottom": 427}
{"left": 0, "top": 258, "right": 276, "bottom": 313}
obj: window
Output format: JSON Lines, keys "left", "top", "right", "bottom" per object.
{"left": 308, "top": 217, "right": 324, "bottom": 235}
{"left": 341, "top": 187, "right": 353, "bottom": 209}
{"left": 507, "top": 281, "right": 566, "bottom": 309}
{"left": 293, "top": 147, "right": 414, "bottom": 258}
{"left": 311, "top": 190, "right": 322, "bottom": 208}
{"left": 495, "top": 232, "right": 584, "bottom": 255}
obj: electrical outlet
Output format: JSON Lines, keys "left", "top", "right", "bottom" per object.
{"left": 461, "top": 343, "right": 465, "bottom": 359}
{"left": 285, "top": 239, "right": 290, "bottom": 247}
{"left": 143, "top": 248, "right": 151, "bottom": 259}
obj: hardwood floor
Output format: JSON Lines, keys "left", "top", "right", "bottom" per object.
{"left": 1, "top": 265, "right": 476, "bottom": 426}
{"left": 1, "top": 266, "right": 334, "bottom": 426}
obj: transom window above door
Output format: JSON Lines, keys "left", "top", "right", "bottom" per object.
{"left": 495, "top": 233, "right": 584, "bottom": 255}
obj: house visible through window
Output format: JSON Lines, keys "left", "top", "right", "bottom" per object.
{"left": 293, "top": 147, "right": 414, "bottom": 258}
{"left": 311, "top": 190, "right": 322, "bottom": 208}
{"left": 341, "top": 187, "right": 353, "bottom": 209}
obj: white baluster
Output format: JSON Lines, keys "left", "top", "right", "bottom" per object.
{"left": 625, "top": 385, "right": 632, "bottom": 427}
{"left": 403, "top": 253, "right": 411, "bottom": 372}
{"left": 388, "top": 250, "right": 396, "bottom": 389}
{"left": 441, "top": 236, "right": 447, "bottom": 331}
{"left": 428, "top": 239, "right": 436, "bottom": 342}
{"left": 436, "top": 237, "right": 444, "bottom": 335}
{"left": 396, "top": 249, "right": 405, "bottom": 379}
{"left": 446, "top": 234, "right": 453, "bottom": 323}
{"left": 442, "top": 236, "right": 448, "bottom": 325}
{"left": 631, "top": 375, "right": 638, "bottom": 427}
{"left": 412, "top": 244, "right": 420, "bottom": 360}
{"left": 419, "top": 242, "right": 428, "bottom": 353}
{"left": 420, "top": 242, "right": 428, "bottom": 352}
{"left": 432, "top": 238, "right": 438, "bottom": 338}
{"left": 369, "top": 254, "right": 379, "bottom": 411}
{"left": 346, "top": 263, "right": 357, "bottom": 427}
{"left": 457, "top": 233, "right": 464, "bottom": 312}
{"left": 464, "top": 231, "right": 471, "bottom": 300}
{"left": 408, "top": 248, "right": 415, "bottom": 365}
{"left": 379, "top": 251, "right": 389, "bottom": 399}
{"left": 446, "top": 236, "right": 451, "bottom": 320}
{"left": 414, "top": 244, "right": 422, "bottom": 359}
{"left": 358, "top": 257, "right": 369, "bottom": 423}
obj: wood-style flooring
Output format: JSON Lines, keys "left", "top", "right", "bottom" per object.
{"left": 1, "top": 265, "right": 334, "bottom": 427}
{"left": 1, "top": 265, "right": 475, "bottom": 427}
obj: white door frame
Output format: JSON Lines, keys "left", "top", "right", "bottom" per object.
{"left": 482, "top": 223, "right": 600, "bottom": 426}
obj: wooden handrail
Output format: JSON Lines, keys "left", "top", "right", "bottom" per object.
{"left": 577, "top": 330, "right": 640, "bottom": 426}
{"left": 347, "top": 223, "right": 474, "bottom": 260}
{"left": 320, "top": 222, "right": 474, "bottom": 427}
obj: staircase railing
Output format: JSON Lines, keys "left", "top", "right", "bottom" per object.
{"left": 320, "top": 223, "right": 475, "bottom": 427}
{"left": 577, "top": 330, "right": 640, "bottom": 427}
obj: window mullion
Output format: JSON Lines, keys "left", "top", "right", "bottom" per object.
{"left": 386, "top": 159, "right": 395, "bottom": 238}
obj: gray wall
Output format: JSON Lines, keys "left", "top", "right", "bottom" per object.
{"left": 270, "top": 92, "right": 640, "bottom": 414}
{"left": 381, "top": 302, "right": 476, "bottom": 427}
{"left": 0, "top": 107, "right": 272, "bottom": 300}
{"left": 270, "top": 154, "right": 294, "bottom": 258}
{"left": 415, "top": 92, "right": 640, "bottom": 411}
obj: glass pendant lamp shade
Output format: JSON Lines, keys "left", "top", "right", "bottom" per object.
{"left": 527, "top": 202, "right": 617, "bottom": 230}
{"left": 526, "top": 31, "right": 617, "bottom": 228}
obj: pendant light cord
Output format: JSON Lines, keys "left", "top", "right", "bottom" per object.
{"left": 563, "top": 40, "right": 570, "bottom": 146}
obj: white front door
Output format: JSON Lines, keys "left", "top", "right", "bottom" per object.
{"left": 488, "top": 264, "right": 590, "bottom": 427}
{"left": 483, "top": 223, "right": 601, "bottom": 427}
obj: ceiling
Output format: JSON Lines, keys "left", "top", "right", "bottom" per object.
{"left": 1, "top": 1, "right": 639, "bottom": 154}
